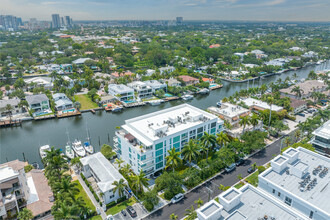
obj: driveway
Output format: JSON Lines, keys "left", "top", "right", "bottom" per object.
{"left": 113, "top": 203, "right": 148, "bottom": 220}
{"left": 143, "top": 138, "right": 284, "bottom": 220}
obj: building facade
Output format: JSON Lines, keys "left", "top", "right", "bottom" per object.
{"left": 108, "top": 84, "right": 135, "bottom": 102}
{"left": 311, "top": 120, "right": 330, "bottom": 156}
{"left": 114, "top": 104, "right": 224, "bottom": 176}
{"left": 127, "top": 81, "right": 152, "bottom": 99}
{"left": 25, "top": 94, "right": 50, "bottom": 113}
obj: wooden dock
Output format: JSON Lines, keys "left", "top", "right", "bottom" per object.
{"left": 0, "top": 119, "right": 22, "bottom": 127}
{"left": 164, "top": 96, "right": 180, "bottom": 101}
{"left": 57, "top": 111, "right": 82, "bottom": 118}
{"left": 34, "top": 114, "right": 56, "bottom": 121}
{"left": 122, "top": 102, "right": 146, "bottom": 108}
{"left": 210, "top": 84, "right": 223, "bottom": 90}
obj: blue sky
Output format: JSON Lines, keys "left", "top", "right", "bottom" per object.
{"left": 1, "top": 0, "right": 329, "bottom": 21}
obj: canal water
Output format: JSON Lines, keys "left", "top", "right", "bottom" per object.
{"left": 1, "top": 61, "right": 329, "bottom": 165}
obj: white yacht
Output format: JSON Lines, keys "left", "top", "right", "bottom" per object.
{"left": 39, "top": 145, "right": 50, "bottom": 159}
{"left": 65, "top": 144, "right": 75, "bottom": 159}
{"left": 72, "top": 140, "right": 86, "bottom": 157}
{"left": 83, "top": 140, "right": 94, "bottom": 154}
{"left": 182, "top": 94, "right": 194, "bottom": 101}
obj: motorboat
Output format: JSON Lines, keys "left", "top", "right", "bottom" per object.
{"left": 39, "top": 145, "right": 50, "bottom": 159}
{"left": 72, "top": 140, "right": 86, "bottom": 157}
{"left": 216, "top": 101, "right": 222, "bottom": 107}
{"left": 148, "top": 100, "right": 164, "bottom": 106}
{"left": 65, "top": 144, "right": 75, "bottom": 159}
{"left": 83, "top": 141, "right": 94, "bottom": 154}
{"left": 112, "top": 105, "right": 123, "bottom": 112}
{"left": 182, "top": 94, "right": 194, "bottom": 101}
{"left": 199, "top": 88, "right": 210, "bottom": 95}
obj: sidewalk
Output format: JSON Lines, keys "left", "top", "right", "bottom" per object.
{"left": 77, "top": 175, "right": 107, "bottom": 220}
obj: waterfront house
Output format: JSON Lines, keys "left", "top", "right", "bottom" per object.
{"left": 202, "top": 78, "right": 214, "bottom": 83}
{"left": 178, "top": 75, "right": 199, "bottom": 86}
{"left": 108, "top": 84, "right": 135, "bottom": 102}
{"left": 144, "top": 80, "right": 167, "bottom": 93}
{"left": 242, "top": 98, "right": 283, "bottom": 112}
{"left": 110, "top": 71, "right": 135, "bottom": 78}
{"left": 127, "top": 81, "right": 153, "bottom": 99}
{"left": 0, "top": 98, "right": 22, "bottom": 117}
{"left": 162, "top": 78, "right": 182, "bottom": 87}
{"left": 279, "top": 80, "right": 327, "bottom": 100}
{"left": 80, "top": 153, "right": 128, "bottom": 204}
{"left": 114, "top": 104, "right": 224, "bottom": 177}
{"left": 25, "top": 94, "right": 50, "bottom": 113}
{"left": 52, "top": 93, "right": 73, "bottom": 111}
{"left": 99, "top": 95, "right": 117, "bottom": 105}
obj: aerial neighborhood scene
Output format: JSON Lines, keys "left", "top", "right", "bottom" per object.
{"left": 0, "top": 1, "right": 330, "bottom": 220}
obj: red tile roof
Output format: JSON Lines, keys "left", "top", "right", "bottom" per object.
{"left": 178, "top": 75, "right": 199, "bottom": 83}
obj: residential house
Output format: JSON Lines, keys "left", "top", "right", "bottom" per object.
{"left": 110, "top": 71, "right": 134, "bottom": 78}
{"left": 202, "top": 78, "right": 214, "bottom": 83}
{"left": 25, "top": 94, "right": 50, "bottom": 113}
{"left": 279, "top": 80, "right": 327, "bottom": 100}
{"left": 24, "top": 77, "right": 53, "bottom": 91}
{"left": 99, "top": 95, "right": 117, "bottom": 105}
{"left": 159, "top": 66, "right": 175, "bottom": 74}
{"left": 162, "top": 78, "right": 181, "bottom": 87}
{"left": 72, "top": 58, "right": 92, "bottom": 65}
{"left": 0, "top": 98, "right": 22, "bottom": 117}
{"left": 127, "top": 81, "right": 153, "bottom": 99}
{"left": 144, "top": 80, "right": 167, "bottom": 93}
{"left": 52, "top": 93, "right": 73, "bottom": 111}
{"left": 108, "top": 84, "right": 135, "bottom": 102}
{"left": 289, "top": 98, "right": 307, "bottom": 114}
{"left": 178, "top": 75, "right": 199, "bottom": 86}
{"left": 242, "top": 98, "right": 283, "bottom": 112}
{"left": 81, "top": 153, "right": 128, "bottom": 205}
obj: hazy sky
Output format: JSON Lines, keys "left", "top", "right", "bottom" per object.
{"left": 1, "top": 0, "right": 329, "bottom": 22}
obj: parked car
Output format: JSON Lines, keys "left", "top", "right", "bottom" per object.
{"left": 121, "top": 210, "right": 127, "bottom": 216}
{"left": 126, "top": 206, "right": 137, "bottom": 217}
{"left": 225, "top": 163, "right": 236, "bottom": 173}
{"left": 297, "top": 113, "right": 305, "bottom": 117}
{"left": 171, "top": 193, "right": 184, "bottom": 203}
{"left": 236, "top": 159, "right": 245, "bottom": 166}
{"left": 106, "top": 215, "right": 113, "bottom": 220}
{"left": 247, "top": 167, "right": 256, "bottom": 174}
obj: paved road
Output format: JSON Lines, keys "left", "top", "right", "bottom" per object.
{"left": 143, "top": 137, "right": 284, "bottom": 220}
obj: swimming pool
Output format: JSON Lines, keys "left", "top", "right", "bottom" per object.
{"left": 209, "top": 84, "right": 217, "bottom": 88}
{"left": 165, "top": 93, "right": 173, "bottom": 97}
{"left": 62, "top": 109, "right": 75, "bottom": 114}
{"left": 124, "top": 100, "right": 135, "bottom": 103}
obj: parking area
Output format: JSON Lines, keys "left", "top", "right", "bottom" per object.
{"left": 113, "top": 203, "right": 148, "bottom": 220}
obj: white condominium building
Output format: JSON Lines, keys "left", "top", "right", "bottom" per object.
{"left": 259, "top": 147, "right": 330, "bottom": 220}
{"left": 311, "top": 120, "right": 330, "bottom": 156}
{"left": 114, "top": 104, "right": 224, "bottom": 176}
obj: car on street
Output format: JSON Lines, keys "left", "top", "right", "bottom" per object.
{"left": 297, "top": 113, "right": 305, "bottom": 117}
{"left": 171, "top": 193, "right": 184, "bottom": 204}
{"left": 106, "top": 215, "right": 113, "bottom": 220}
{"left": 235, "top": 159, "right": 245, "bottom": 166}
{"left": 121, "top": 210, "right": 127, "bottom": 216}
{"left": 247, "top": 167, "right": 256, "bottom": 173}
{"left": 225, "top": 163, "right": 236, "bottom": 173}
{"left": 126, "top": 206, "right": 137, "bottom": 217}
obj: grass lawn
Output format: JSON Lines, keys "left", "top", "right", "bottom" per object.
{"left": 245, "top": 171, "right": 259, "bottom": 187}
{"left": 90, "top": 215, "right": 102, "bottom": 220}
{"left": 73, "top": 180, "right": 96, "bottom": 212}
{"left": 106, "top": 197, "right": 137, "bottom": 216}
{"left": 74, "top": 94, "right": 98, "bottom": 110}
{"left": 234, "top": 182, "right": 245, "bottom": 189}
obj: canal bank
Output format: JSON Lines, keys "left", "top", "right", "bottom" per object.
{"left": 0, "top": 60, "right": 329, "bottom": 166}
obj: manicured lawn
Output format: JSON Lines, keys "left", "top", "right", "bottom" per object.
{"left": 73, "top": 180, "right": 96, "bottom": 212}
{"left": 106, "top": 197, "right": 137, "bottom": 216}
{"left": 245, "top": 171, "right": 259, "bottom": 187}
{"left": 234, "top": 182, "right": 245, "bottom": 189}
{"left": 90, "top": 215, "right": 102, "bottom": 220}
{"left": 74, "top": 94, "right": 98, "bottom": 110}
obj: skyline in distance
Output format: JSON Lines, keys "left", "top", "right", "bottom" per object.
{"left": 0, "top": 0, "right": 330, "bottom": 22}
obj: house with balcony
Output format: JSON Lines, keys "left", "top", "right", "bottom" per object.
{"left": 80, "top": 153, "right": 128, "bottom": 205}
{"left": 280, "top": 80, "right": 327, "bottom": 100}
{"left": 311, "top": 120, "right": 330, "bottom": 156}
{"left": 114, "top": 104, "right": 224, "bottom": 177}
{"left": 178, "top": 75, "right": 200, "bottom": 86}
{"left": 242, "top": 97, "right": 283, "bottom": 112}
{"left": 52, "top": 93, "right": 73, "bottom": 111}
{"left": 143, "top": 80, "right": 167, "bottom": 93}
{"left": 25, "top": 94, "right": 50, "bottom": 114}
{"left": 0, "top": 98, "right": 23, "bottom": 117}
{"left": 127, "top": 81, "right": 153, "bottom": 99}
{"left": 108, "top": 84, "right": 135, "bottom": 102}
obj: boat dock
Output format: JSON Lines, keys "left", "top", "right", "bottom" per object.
{"left": 57, "top": 111, "right": 82, "bottom": 118}
{"left": 122, "top": 102, "right": 146, "bottom": 108}
{"left": 210, "top": 84, "right": 223, "bottom": 90}
{"left": 34, "top": 114, "right": 56, "bottom": 121}
{"left": 0, "top": 119, "right": 22, "bottom": 127}
{"left": 164, "top": 96, "right": 180, "bottom": 101}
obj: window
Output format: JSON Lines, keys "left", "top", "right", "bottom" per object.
{"left": 129, "top": 154, "right": 132, "bottom": 159}
{"left": 156, "top": 156, "right": 163, "bottom": 163}
{"left": 110, "top": 195, "right": 114, "bottom": 199}
{"left": 156, "top": 162, "right": 163, "bottom": 169}
{"left": 156, "top": 149, "right": 163, "bottom": 157}
{"left": 211, "top": 128, "right": 216, "bottom": 134}
{"left": 138, "top": 154, "right": 140, "bottom": 160}
{"left": 197, "top": 127, "right": 203, "bottom": 133}
{"left": 309, "top": 211, "right": 314, "bottom": 219}
{"left": 173, "top": 135, "right": 180, "bottom": 143}
{"left": 141, "top": 155, "right": 146, "bottom": 161}
{"left": 181, "top": 133, "right": 188, "bottom": 139}
{"left": 278, "top": 192, "right": 281, "bottom": 197}
{"left": 211, "top": 122, "right": 216, "bottom": 128}
{"left": 155, "top": 142, "right": 163, "bottom": 150}
{"left": 129, "top": 147, "right": 131, "bottom": 153}
{"left": 272, "top": 189, "right": 275, "bottom": 194}
{"left": 285, "top": 196, "right": 292, "bottom": 206}
{"left": 173, "top": 142, "right": 180, "bottom": 149}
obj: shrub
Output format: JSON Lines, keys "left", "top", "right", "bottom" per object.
{"left": 258, "top": 166, "right": 266, "bottom": 173}
{"left": 24, "top": 165, "right": 34, "bottom": 173}
{"left": 81, "top": 173, "right": 86, "bottom": 180}
{"left": 106, "top": 201, "right": 116, "bottom": 209}
{"left": 144, "top": 202, "right": 154, "bottom": 212}
{"left": 164, "top": 190, "right": 175, "bottom": 200}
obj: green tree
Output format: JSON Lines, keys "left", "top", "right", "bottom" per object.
{"left": 216, "top": 131, "right": 230, "bottom": 147}
{"left": 170, "top": 213, "right": 178, "bottom": 220}
{"left": 53, "top": 177, "right": 79, "bottom": 198}
{"left": 130, "top": 170, "right": 149, "bottom": 195}
{"left": 266, "top": 97, "right": 274, "bottom": 129}
{"left": 200, "top": 132, "right": 217, "bottom": 160}
{"left": 291, "top": 86, "right": 302, "bottom": 99}
{"left": 239, "top": 116, "right": 250, "bottom": 134}
{"left": 100, "top": 144, "right": 116, "bottom": 160}
{"left": 181, "top": 139, "right": 200, "bottom": 166}
{"left": 17, "top": 208, "right": 33, "bottom": 220}
{"left": 165, "top": 147, "right": 182, "bottom": 172}
{"left": 112, "top": 178, "right": 128, "bottom": 198}
{"left": 142, "top": 190, "right": 159, "bottom": 211}
{"left": 194, "top": 198, "right": 204, "bottom": 208}
{"left": 114, "top": 158, "right": 124, "bottom": 169}
{"left": 185, "top": 205, "right": 197, "bottom": 220}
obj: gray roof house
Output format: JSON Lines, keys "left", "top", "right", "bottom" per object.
{"left": 144, "top": 80, "right": 167, "bottom": 92}
{"left": 52, "top": 93, "right": 73, "bottom": 111}
{"left": 0, "top": 98, "right": 22, "bottom": 116}
{"left": 25, "top": 94, "right": 50, "bottom": 113}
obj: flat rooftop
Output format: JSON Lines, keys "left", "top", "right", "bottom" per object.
{"left": 219, "top": 185, "right": 304, "bottom": 220}
{"left": 201, "top": 202, "right": 220, "bottom": 216}
{"left": 242, "top": 98, "right": 283, "bottom": 112}
{"left": 0, "top": 166, "right": 18, "bottom": 181}
{"left": 261, "top": 147, "right": 330, "bottom": 213}
{"left": 223, "top": 189, "right": 239, "bottom": 201}
{"left": 121, "top": 104, "right": 219, "bottom": 146}
{"left": 208, "top": 103, "right": 249, "bottom": 119}
{"left": 274, "top": 156, "right": 287, "bottom": 164}
{"left": 313, "top": 120, "right": 330, "bottom": 140}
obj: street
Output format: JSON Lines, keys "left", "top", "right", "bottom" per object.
{"left": 143, "top": 137, "right": 284, "bottom": 220}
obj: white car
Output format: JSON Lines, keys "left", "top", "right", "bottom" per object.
{"left": 106, "top": 215, "right": 113, "bottom": 220}
{"left": 171, "top": 193, "right": 184, "bottom": 203}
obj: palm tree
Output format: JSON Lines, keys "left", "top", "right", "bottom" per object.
{"left": 291, "top": 86, "right": 302, "bottom": 99}
{"left": 114, "top": 158, "right": 124, "bottom": 169}
{"left": 70, "top": 157, "right": 82, "bottom": 172}
{"left": 294, "top": 129, "right": 301, "bottom": 142}
{"left": 200, "top": 132, "right": 217, "bottom": 160}
{"left": 185, "top": 205, "right": 197, "bottom": 220}
{"left": 53, "top": 176, "right": 79, "bottom": 198}
{"left": 284, "top": 137, "right": 291, "bottom": 147}
{"left": 216, "top": 132, "right": 230, "bottom": 148}
{"left": 112, "top": 178, "right": 128, "bottom": 199}
{"left": 195, "top": 198, "right": 204, "bottom": 208}
{"left": 130, "top": 170, "right": 149, "bottom": 195}
{"left": 5, "top": 104, "right": 13, "bottom": 122}
{"left": 45, "top": 155, "right": 69, "bottom": 180}
{"left": 73, "top": 101, "right": 81, "bottom": 111}
{"left": 170, "top": 213, "right": 178, "bottom": 220}
{"left": 44, "top": 146, "right": 61, "bottom": 164}
{"left": 249, "top": 113, "right": 259, "bottom": 130}
{"left": 266, "top": 97, "right": 274, "bottom": 129}
{"left": 223, "top": 120, "right": 233, "bottom": 130}
{"left": 17, "top": 208, "right": 33, "bottom": 220}
{"left": 252, "top": 162, "right": 257, "bottom": 171}
{"left": 165, "top": 147, "right": 182, "bottom": 172}
{"left": 181, "top": 139, "right": 200, "bottom": 166}
{"left": 52, "top": 201, "right": 79, "bottom": 219}
{"left": 239, "top": 116, "right": 250, "bottom": 134}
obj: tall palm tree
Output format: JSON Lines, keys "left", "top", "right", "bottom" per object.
{"left": 52, "top": 201, "right": 79, "bottom": 220}
{"left": 291, "top": 86, "right": 302, "bottom": 99}
{"left": 17, "top": 208, "right": 33, "bottom": 220}
{"left": 194, "top": 198, "right": 204, "bottom": 208}
{"left": 294, "top": 129, "right": 301, "bottom": 142}
{"left": 185, "top": 205, "right": 197, "bottom": 220}
{"left": 170, "top": 213, "right": 178, "bottom": 220}
{"left": 249, "top": 113, "right": 259, "bottom": 130}
{"left": 112, "top": 178, "right": 128, "bottom": 199}
{"left": 181, "top": 139, "right": 200, "bottom": 166}
{"left": 45, "top": 155, "right": 69, "bottom": 179}
{"left": 44, "top": 147, "right": 61, "bottom": 164}
{"left": 130, "top": 170, "right": 149, "bottom": 195}
{"left": 5, "top": 104, "right": 13, "bottom": 122}
{"left": 114, "top": 158, "right": 124, "bottom": 169}
{"left": 266, "top": 97, "right": 274, "bottom": 129}
{"left": 53, "top": 177, "right": 79, "bottom": 198}
{"left": 239, "top": 116, "right": 250, "bottom": 134}
{"left": 200, "top": 132, "right": 217, "bottom": 160}
{"left": 165, "top": 147, "right": 182, "bottom": 172}
{"left": 216, "top": 132, "right": 230, "bottom": 148}
{"left": 284, "top": 137, "right": 291, "bottom": 148}
{"left": 223, "top": 120, "right": 233, "bottom": 130}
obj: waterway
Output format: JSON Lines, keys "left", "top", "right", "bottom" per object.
{"left": 1, "top": 61, "right": 329, "bottom": 165}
